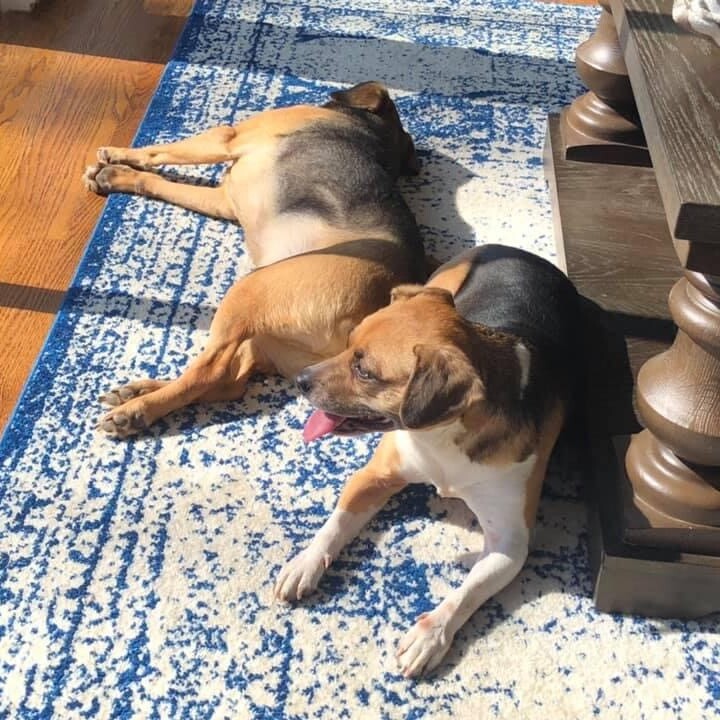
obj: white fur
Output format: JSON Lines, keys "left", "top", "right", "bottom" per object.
{"left": 515, "top": 341, "right": 531, "bottom": 396}
{"left": 275, "top": 507, "right": 375, "bottom": 601}
{"left": 392, "top": 424, "right": 534, "bottom": 676}
{"left": 276, "top": 420, "right": 537, "bottom": 678}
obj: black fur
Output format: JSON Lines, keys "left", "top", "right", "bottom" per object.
{"left": 274, "top": 115, "right": 421, "bottom": 259}
{"left": 431, "top": 244, "right": 582, "bottom": 421}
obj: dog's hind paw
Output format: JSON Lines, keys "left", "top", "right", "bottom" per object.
{"left": 82, "top": 164, "right": 105, "bottom": 194}
{"left": 83, "top": 163, "right": 140, "bottom": 194}
{"left": 97, "top": 146, "right": 149, "bottom": 169}
{"left": 396, "top": 609, "right": 455, "bottom": 678}
{"left": 96, "top": 147, "right": 116, "bottom": 165}
{"left": 97, "top": 403, "right": 149, "bottom": 438}
{"left": 274, "top": 548, "right": 331, "bottom": 602}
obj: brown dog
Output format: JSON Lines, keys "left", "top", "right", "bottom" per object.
{"left": 277, "top": 244, "right": 581, "bottom": 677}
{"left": 83, "top": 81, "right": 427, "bottom": 436}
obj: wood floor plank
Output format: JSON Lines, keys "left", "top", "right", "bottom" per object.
{"left": 0, "top": 0, "right": 190, "bottom": 432}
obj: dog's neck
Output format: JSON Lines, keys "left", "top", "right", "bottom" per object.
{"left": 463, "top": 321, "right": 526, "bottom": 411}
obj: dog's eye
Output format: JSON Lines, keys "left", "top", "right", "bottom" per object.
{"left": 353, "top": 360, "right": 375, "bottom": 382}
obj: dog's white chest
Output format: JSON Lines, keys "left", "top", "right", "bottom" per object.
{"left": 393, "top": 425, "right": 485, "bottom": 495}
{"left": 393, "top": 425, "right": 535, "bottom": 532}
{"left": 416, "top": 450, "right": 471, "bottom": 499}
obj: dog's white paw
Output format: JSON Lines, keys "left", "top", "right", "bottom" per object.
{"left": 274, "top": 548, "right": 331, "bottom": 601}
{"left": 396, "top": 609, "right": 455, "bottom": 678}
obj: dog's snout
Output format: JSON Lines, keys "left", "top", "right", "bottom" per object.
{"left": 295, "top": 369, "right": 313, "bottom": 394}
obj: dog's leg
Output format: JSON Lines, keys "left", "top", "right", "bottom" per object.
{"left": 97, "top": 336, "right": 267, "bottom": 437}
{"left": 99, "top": 379, "right": 170, "bottom": 407}
{"left": 83, "top": 125, "right": 239, "bottom": 217}
{"left": 275, "top": 435, "right": 407, "bottom": 600}
{"left": 96, "top": 266, "right": 281, "bottom": 436}
{"left": 396, "top": 406, "right": 565, "bottom": 678}
{"left": 98, "top": 365, "right": 262, "bottom": 417}
{"left": 98, "top": 252, "right": 381, "bottom": 436}
{"left": 396, "top": 518, "right": 530, "bottom": 678}
{"left": 93, "top": 106, "right": 342, "bottom": 168}
{"left": 96, "top": 126, "right": 239, "bottom": 168}
{"left": 83, "top": 164, "right": 236, "bottom": 220}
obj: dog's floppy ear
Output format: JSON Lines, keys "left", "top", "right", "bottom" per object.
{"left": 390, "top": 285, "right": 455, "bottom": 306}
{"left": 400, "top": 344, "right": 483, "bottom": 429}
{"left": 330, "top": 81, "right": 390, "bottom": 113}
{"left": 390, "top": 284, "right": 424, "bottom": 304}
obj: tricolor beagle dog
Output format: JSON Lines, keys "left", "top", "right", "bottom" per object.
{"left": 276, "top": 244, "right": 581, "bottom": 677}
{"left": 83, "top": 82, "right": 428, "bottom": 435}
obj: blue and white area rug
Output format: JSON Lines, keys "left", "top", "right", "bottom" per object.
{"left": 2, "top": 0, "right": 719, "bottom": 717}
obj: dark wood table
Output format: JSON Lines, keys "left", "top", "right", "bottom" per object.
{"left": 544, "top": 0, "right": 720, "bottom": 617}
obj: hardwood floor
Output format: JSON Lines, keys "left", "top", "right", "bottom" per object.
{"left": 0, "top": 0, "right": 595, "bottom": 434}
{"left": 0, "top": 0, "right": 191, "bottom": 431}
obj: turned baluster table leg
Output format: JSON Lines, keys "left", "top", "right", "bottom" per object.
{"left": 560, "top": 0, "right": 650, "bottom": 165}
{"left": 625, "top": 270, "right": 720, "bottom": 553}
{"left": 545, "top": 0, "right": 720, "bottom": 617}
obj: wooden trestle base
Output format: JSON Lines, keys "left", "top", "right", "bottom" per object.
{"left": 545, "top": 114, "right": 720, "bottom": 618}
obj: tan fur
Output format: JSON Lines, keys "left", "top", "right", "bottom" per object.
{"left": 390, "top": 284, "right": 455, "bottom": 307}
{"left": 303, "top": 291, "right": 474, "bottom": 418}
{"left": 457, "top": 406, "right": 537, "bottom": 466}
{"left": 222, "top": 250, "right": 407, "bottom": 377}
{"left": 426, "top": 260, "right": 472, "bottom": 295}
{"left": 523, "top": 401, "right": 565, "bottom": 529}
{"left": 338, "top": 435, "right": 407, "bottom": 513}
{"left": 305, "top": 288, "right": 527, "bottom": 430}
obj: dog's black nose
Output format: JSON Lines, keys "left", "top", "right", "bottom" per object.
{"left": 295, "top": 369, "right": 313, "bottom": 394}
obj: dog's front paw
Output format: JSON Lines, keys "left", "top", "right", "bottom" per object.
{"left": 396, "top": 609, "right": 455, "bottom": 678}
{"left": 274, "top": 548, "right": 331, "bottom": 601}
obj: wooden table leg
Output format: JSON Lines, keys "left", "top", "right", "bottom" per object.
{"left": 560, "top": 0, "right": 650, "bottom": 165}
{"left": 625, "top": 269, "right": 720, "bottom": 554}
{"left": 545, "top": 0, "right": 720, "bottom": 618}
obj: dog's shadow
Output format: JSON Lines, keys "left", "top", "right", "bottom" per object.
{"left": 401, "top": 147, "right": 477, "bottom": 263}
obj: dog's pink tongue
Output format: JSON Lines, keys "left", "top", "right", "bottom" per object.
{"left": 303, "top": 411, "right": 345, "bottom": 442}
